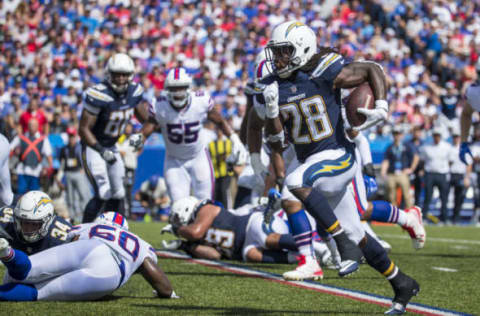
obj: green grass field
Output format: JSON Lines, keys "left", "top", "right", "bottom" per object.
{"left": 2, "top": 222, "right": 479, "bottom": 315}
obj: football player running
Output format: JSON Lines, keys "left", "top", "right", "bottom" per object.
{"left": 79, "top": 53, "right": 150, "bottom": 223}
{"left": 161, "top": 195, "right": 337, "bottom": 272}
{"left": 0, "top": 191, "right": 71, "bottom": 255}
{"left": 0, "top": 133, "right": 13, "bottom": 206}
{"left": 0, "top": 212, "right": 176, "bottom": 301}
{"left": 134, "top": 67, "right": 247, "bottom": 203}
{"left": 262, "top": 21, "right": 419, "bottom": 314}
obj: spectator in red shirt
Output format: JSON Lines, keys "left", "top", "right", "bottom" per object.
{"left": 19, "top": 97, "right": 49, "bottom": 135}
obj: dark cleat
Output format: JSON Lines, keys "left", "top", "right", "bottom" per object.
{"left": 386, "top": 272, "right": 420, "bottom": 315}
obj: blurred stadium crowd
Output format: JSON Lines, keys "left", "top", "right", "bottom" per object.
{"left": 1, "top": 0, "right": 479, "bottom": 224}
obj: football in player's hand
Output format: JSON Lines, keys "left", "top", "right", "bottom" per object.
{"left": 345, "top": 83, "right": 374, "bottom": 127}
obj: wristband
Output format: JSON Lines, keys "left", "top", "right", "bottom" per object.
{"left": 267, "top": 130, "right": 284, "bottom": 143}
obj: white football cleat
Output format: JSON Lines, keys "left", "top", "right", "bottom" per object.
{"left": 0, "top": 238, "right": 12, "bottom": 259}
{"left": 283, "top": 255, "right": 324, "bottom": 281}
{"left": 402, "top": 206, "right": 426, "bottom": 250}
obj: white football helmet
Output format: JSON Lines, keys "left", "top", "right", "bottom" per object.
{"left": 14, "top": 191, "right": 55, "bottom": 243}
{"left": 164, "top": 67, "right": 192, "bottom": 109}
{"left": 94, "top": 211, "right": 129, "bottom": 231}
{"left": 170, "top": 196, "right": 199, "bottom": 226}
{"left": 105, "top": 53, "right": 135, "bottom": 93}
{"left": 254, "top": 48, "right": 271, "bottom": 81}
{"left": 266, "top": 21, "right": 317, "bottom": 78}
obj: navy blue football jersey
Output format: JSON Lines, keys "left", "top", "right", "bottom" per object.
{"left": 0, "top": 207, "right": 72, "bottom": 255}
{"left": 83, "top": 82, "right": 145, "bottom": 147}
{"left": 195, "top": 200, "right": 251, "bottom": 260}
{"left": 260, "top": 53, "right": 353, "bottom": 162}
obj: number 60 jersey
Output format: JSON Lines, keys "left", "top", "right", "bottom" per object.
{"left": 68, "top": 223, "right": 158, "bottom": 287}
{"left": 150, "top": 91, "right": 214, "bottom": 160}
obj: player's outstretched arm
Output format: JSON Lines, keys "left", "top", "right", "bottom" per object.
{"left": 134, "top": 101, "right": 150, "bottom": 124}
{"left": 138, "top": 257, "right": 175, "bottom": 298}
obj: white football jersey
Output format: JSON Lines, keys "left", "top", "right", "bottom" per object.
{"left": 68, "top": 223, "right": 158, "bottom": 287}
{"left": 466, "top": 82, "right": 480, "bottom": 111}
{"left": 151, "top": 91, "right": 214, "bottom": 159}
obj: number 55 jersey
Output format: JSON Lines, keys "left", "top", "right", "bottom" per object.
{"left": 149, "top": 91, "right": 215, "bottom": 202}
{"left": 68, "top": 223, "right": 158, "bottom": 287}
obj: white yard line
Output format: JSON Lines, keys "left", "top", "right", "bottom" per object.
{"left": 157, "top": 250, "right": 471, "bottom": 316}
{"left": 380, "top": 234, "right": 480, "bottom": 245}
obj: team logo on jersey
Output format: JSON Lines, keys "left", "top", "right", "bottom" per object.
{"left": 290, "top": 85, "right": 297, "bottom": 93}
{"left": 285, "top": 22, "right": 305, "bottom": 37}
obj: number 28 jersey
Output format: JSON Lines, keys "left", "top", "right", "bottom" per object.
{"left": 260, "top": 53, "right": 352, "bottom": 163}
{"left": 68, "top": 223, "right": 158, "bottom": 287}
{"left": 151, "top": 91, "right": 214, "bottom": 160}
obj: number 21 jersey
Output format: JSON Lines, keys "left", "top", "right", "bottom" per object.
{"left": 151, "top": 91, "right": 214, "bottom": 160}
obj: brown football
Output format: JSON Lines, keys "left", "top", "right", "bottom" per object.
{"left": 345, "top": 83, "right": 375, "bottom": 127}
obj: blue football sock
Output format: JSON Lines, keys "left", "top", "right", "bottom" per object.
{"left": 371, "top": 201, "right": 396, "bottom": 222}
{"left": 0, "top": 283, "right": 37, "bottom": 301}
{"left": 3, "top": 249, "right": 31, "bottom": 281}
{"left": 287, "top": 210, "right": 314, "bottom": 257}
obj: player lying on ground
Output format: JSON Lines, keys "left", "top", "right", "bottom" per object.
{"left": 161, "top": 194, "right": 339, "bottom": 273}
{"left": 0, "top": 212, "right": 176, "bottom": 301}
{"left": 0, "top": 191, "right": 72, "bottom": 255}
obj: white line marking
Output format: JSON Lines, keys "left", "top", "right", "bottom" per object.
{"left": 157, "top": 250, "right": 470, "bottom": 316}
{"left": 432, "top": 267, "right": 458, "bottom": 273}
{"left": 381, "top": 234, "right": 480, "bottom": 245}
{"left": 451, "top": 245, "right": 470, "bottom": 250}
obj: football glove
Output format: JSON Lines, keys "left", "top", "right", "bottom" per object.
{"left": 263, "top": 81, "right": 279, "bottom": 118}
{"left": 362, "top": 163, "right": 375, "bottom": 178}
{"left": 162, "top": 239, "right": 183, "bottom": 250}
{"left": 229, "top": 134, "right": 248, "bottom": 166}
{"left": 363, "top": 175, "right": 378, "bottom": 199}
{"left": 460, "top": 142, "right": 473, "bottom": 165}
{"left": 101, "top": 149, "right": 116, "bottom": 164}
{"left": 161, "top": 224, "right": 177, "bottom": 235}
{"left": 129, "top": 133, "right": 144, "bottom": 152}
{"left": 352, "top": 100, "right": 388, "bottom": 132}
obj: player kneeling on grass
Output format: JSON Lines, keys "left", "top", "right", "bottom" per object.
{"left": 161, "top": 193, "right": 339, "bottom": 277}
{"left": 0, "top": 212, "right": 176, "bottom": 301}
{"left": 0, "top": 191, "right": 72, "bottom": 255}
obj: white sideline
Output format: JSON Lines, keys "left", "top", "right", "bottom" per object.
{"left": 157, "top": 250, "right": 471, "bottom": 316}
{"left": 380, "top": 234, "right": 480, "bottom": 245}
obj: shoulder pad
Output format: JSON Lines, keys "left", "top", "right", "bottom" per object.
{"left": 92, "top": 83, "right": 108, "bottom": 91}
{"left": 311, "top": 53, "right": 344, "bottom": 78}
{"left": 85, "top": 86, "right": 114, "bottom": 103}
{"left": 258, "top": 74, "right": 276, "bottom": 86}
{"left": 132, "top": 83, "right": 144, "bottom": 97}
